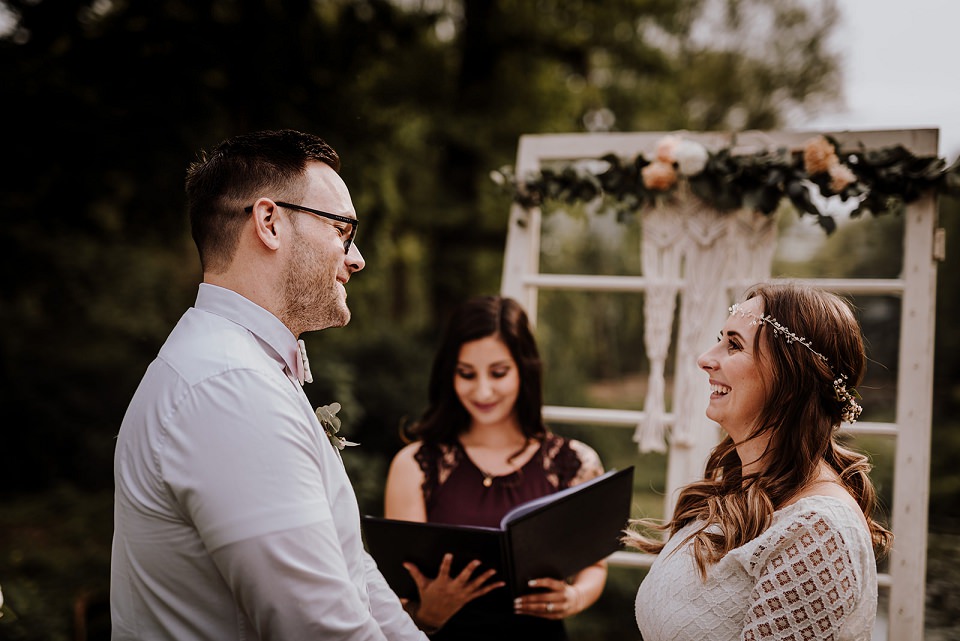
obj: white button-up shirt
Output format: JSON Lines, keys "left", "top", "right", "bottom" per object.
{"left": 111, "top": 283, "right": 425, "bottom": 640}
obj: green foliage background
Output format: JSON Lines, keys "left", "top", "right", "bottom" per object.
{"left": 0, "top": 1, "right": 957, "bottom": 639}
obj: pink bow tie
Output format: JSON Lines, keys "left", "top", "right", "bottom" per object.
{"left": 297, "top": 339, "right": 314, "bottom": 385}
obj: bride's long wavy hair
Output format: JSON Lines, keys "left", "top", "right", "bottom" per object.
{"left": 624, "top": 282, "right": 893, "bottom": 576}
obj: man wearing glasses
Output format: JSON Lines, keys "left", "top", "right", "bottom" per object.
{"left": 111, "top": 130, "right": 427, "bottom": 640}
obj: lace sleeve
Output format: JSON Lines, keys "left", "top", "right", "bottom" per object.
{"left": 542, "top": 436, "right": 604, "bottom": 489}
{"left": 412, "top": 442, "right": 460, "bottom": 506}
{"left": 739, "top": 512, "right": 863, "bottom": 641}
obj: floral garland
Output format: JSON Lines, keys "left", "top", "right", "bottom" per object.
{"left": 492, "top": 134, "right": 960, "bottom": 233}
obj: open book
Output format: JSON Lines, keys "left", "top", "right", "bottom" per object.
{"left": 363, "top": 466, "right": 634, "bottom": 599}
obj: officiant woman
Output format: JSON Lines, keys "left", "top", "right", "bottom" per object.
{"left": 384, "top": 295, "right": 607, "bottom": 640}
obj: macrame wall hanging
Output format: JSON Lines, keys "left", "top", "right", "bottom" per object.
{"left": 633, "top": 189, "right": 778, "bottom": 453}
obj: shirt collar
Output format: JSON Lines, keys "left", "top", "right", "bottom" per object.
{"left": 194, "top": 283, "right": 306, "bottom": 383}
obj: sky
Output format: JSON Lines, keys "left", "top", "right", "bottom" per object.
{"left": 794, "top": 0, "right": 960, "bottom": 160}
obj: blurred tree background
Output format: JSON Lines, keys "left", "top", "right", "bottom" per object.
{"left": 1, "top": 0, "right": 957, "bottom": 639}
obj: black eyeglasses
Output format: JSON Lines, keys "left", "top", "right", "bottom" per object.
{"left": 244, "top": 201, "right": 358, "bottom": 254}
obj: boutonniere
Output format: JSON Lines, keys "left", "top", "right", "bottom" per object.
{"left": 315, "top": 402, "right": 359, "bottom": 450}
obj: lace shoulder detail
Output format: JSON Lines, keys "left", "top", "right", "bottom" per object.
{"left": 567, "top": 439, "right": 604, "bottom": 485}
{"left": 730, "top": 498, "right": 875, "bottom": 641}
{"left": 412, "top": 441, "right": 461, "bottom": 505}
{"left": 541, "top": 435, "right": 603, "bottom": 489}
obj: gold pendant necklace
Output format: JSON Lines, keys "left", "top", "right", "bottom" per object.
{"left": 476, "top": 463, "right": 500, "bottom": 488}
{"left": 478, "top": 463, "right": 521, "bottom": 488}
{"left": 463, "top": 438, "right": 530, "bottom": 488}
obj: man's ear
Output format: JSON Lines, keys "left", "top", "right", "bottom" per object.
{"left": 250, "top": 199, "right": 282, "bottom": 251}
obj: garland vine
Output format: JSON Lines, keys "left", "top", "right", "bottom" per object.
{"left": 492, "top": 134, "right": 960, "bottom": 234}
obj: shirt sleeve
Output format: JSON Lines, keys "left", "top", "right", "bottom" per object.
{"left": 163, "top": 368, "right": 335, "bottom": 548}
{"left": 362, "top": 551, "right": 430, "bottom": 641}
{"left": 165, "top": 368, "right": 427, "bottom": 640}
{"left": 212, "top": 526, "right": 424, "bottom": 640}
{"left": 738, "top": 512, "right": 864, "bottom": 641}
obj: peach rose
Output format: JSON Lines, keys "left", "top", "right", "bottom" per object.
{"left": 803, "top": 135, "right": 839, "bottom": 175}
{"left": 829, "top": 163, "right": 857, "bottom": 192}
{"left": 641, "top": 160, "right": 678, "bottom": 191}
{"left": 655, "top": 135, "right": 680, "bottom": 163}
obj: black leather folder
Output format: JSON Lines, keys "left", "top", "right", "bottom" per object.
{"left": 362, "top": 466, "right": 634, "bottom": 598}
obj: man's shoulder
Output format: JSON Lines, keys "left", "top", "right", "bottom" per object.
{"left": 158, "top": 308, "right": 278, "bottom": 385}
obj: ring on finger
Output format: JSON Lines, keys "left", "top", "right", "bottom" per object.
{"left": 546, "top": 602, "right": 554, "bottom": 612}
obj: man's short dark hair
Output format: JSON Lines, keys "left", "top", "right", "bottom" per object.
{"left": 185, "top": 129, "right": 340, "bottom": 273}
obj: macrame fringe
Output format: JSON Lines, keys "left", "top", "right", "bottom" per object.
{"left": 635, "top": 371, "right": 668, "bottom": 453}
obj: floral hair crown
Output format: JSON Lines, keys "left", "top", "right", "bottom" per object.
{"left": 729, "top": 303, "right": 863, "bottom": 424}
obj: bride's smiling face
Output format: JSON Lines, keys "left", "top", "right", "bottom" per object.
{"left": 696, "top": 296, "right": 770, "bottom": 441}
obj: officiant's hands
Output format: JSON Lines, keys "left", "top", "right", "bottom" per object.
{"left": 513, "top": 560, "right": 607, "bottom": 620}
{"left": 513, "top": 577, "right": 582, "bottom": 619}
{"left": 403, "top": 553, "right": 505, "bottom": 632}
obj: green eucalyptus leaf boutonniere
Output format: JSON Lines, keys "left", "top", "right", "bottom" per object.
{"left": 315, "top": 402, "right": 359, "bottom": 451}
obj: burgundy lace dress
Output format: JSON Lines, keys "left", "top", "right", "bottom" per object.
{"left": 412, "top": 434, "right": 599, "bottom": 641}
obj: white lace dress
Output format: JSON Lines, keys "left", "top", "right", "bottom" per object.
{"left": 635, "top": 496, "right": 878, "bottom": 641}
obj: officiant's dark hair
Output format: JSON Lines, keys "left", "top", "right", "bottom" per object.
{"left": 406, "top": 295, "right": 547, "bottom": 445}
{"left": 185, "top": 129, "right": 340, "bottom": 274}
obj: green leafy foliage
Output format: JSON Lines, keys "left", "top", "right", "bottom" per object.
{"left": 497, "top": 136, "right": 960, "bottom": 233}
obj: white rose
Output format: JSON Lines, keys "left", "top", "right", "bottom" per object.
{"left": 573, "top": 159, "right": 612, "bottom": 176}
{"left": 674, "top": 140, "right": 709, "bottom": 176}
